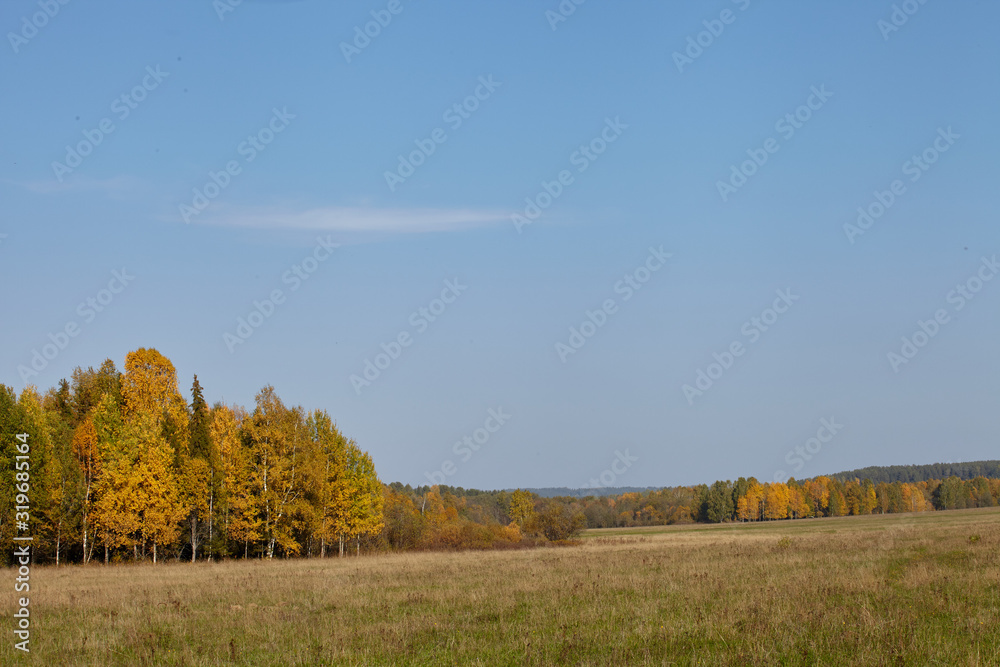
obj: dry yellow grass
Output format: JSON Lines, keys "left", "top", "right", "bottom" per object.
{"left": 2, "top": 507, "right": 999, "bottom": 665}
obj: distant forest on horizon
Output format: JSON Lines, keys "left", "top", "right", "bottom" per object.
{"left": 423, "top": 460, "right": 1000, "bottom": 498}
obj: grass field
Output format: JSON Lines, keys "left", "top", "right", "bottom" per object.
{"left": 3, "top": 507, "right": 999, "bottom": 665}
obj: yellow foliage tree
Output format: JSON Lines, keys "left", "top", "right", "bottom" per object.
{"left": 787, "top": 485, "right": 810, "bottom": 519}
{"left": 805, "top": 477, "right": 831, "bottom": 515}
{"left": 122, "top": 348, "right": 188, "bottom": 438}
{"left": 764, "top": 483, "right": 790, "bottom": 520}
{"left": 243, "top": 386, "right": 307, "bottom": 559}
{"left": 307, "top": 410, "right": 353, "bottom": 557}
{"left": 508, "top": 489, "right": 535, "bottom": 528}
{"left": 213, "top": 405, "right": 260, "bottom": 557}
{"left": 72, "top": 415, "right": 100, "bottom": 563}
{"left": 176, "top": 452, "right": 211, "bottom": 562}
{"left": 92, "top": 412, "right": 184, "bottom": 562}
{"left": 861, "top": 483, "right": 878, "bottom": 515}
{"left": 737, "top": 480, "right": 764, "bottom": 521}
{"left": 344, "top": 443, "right": 384, "bottom": 555}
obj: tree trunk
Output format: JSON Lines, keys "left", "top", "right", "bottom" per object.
{"left": 208, "top": 489, "right": 214, "bottom": 562}
{"left": 82, "top": 482, "right": 91, "bottom": 565}
{"left": 190, "top": 516, "right": 198, "bottom": 563}
{"left": 339, "top": 534, "right": 344, "bottom": 557}
{"left": 153, "top": 542, "right": 157, "bottom": 564}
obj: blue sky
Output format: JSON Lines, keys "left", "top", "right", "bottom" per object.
{"left": 2, "top": 0, "right": 998, "bottom": 490}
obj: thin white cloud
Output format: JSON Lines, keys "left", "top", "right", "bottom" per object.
{"left": 197, "top": 205, "right": 509, "bottom": 233}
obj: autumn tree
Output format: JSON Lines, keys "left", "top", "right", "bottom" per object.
{"left": 213, "top": 405, "right": 259, "bottom": 558}
{"left": 737, "top": 479, "right": 764, "bottom": 521}
{"left": 844, "top": 480, "right": 862, "bottom": 515}
{"left": 532, "top": 498, "right": 586, "bottom": 540}
{"left": 828, "top": 485, "right": 847, "bottom": 517}
{"left": 786, "top": 481, "right": 810, "bottom": 519}
{"left": 763, "top": 483, "right": 789, "bottom": 520}
{"left": 122, "top": 348, "right": 188, "bottom": 434}
{"left": 307, "top": 410, "right": 352, "bottom": 557}
{"left": 508, "top": 489, "right": 535, "bottom": 528}
{"left": 343, "top": 442, "right": 384, "bottom": 555}
{"left": 92, "top": 412, "right": 184, "bottom": 563}
{"left": 72, "top": 415, "right": 100, "bottom": 563}
{"left": 860, "top": 479, "right": 877, "bottom": 515}
{"left": 970, "top": 477, "right": 996, "bottom": 508}
{"left": 805, "top": 477, "right": 831, "bottom": 516}
{"left": 243, "top": 386, "right": 309, "bottom": 558}
{"left": 92, "top": 349, "right": 188, "bottom": 562}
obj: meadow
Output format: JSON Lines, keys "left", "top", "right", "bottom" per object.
{"left": 3, "top": 507, "right": 998, "bottom": 666}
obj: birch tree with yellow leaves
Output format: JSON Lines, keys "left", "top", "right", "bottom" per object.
{"left": 243, "top": 386, "right": 308, "bottom": 559}
{"left": 737, "top": 479, "right": 764, "bottom": 521}
{"left": 72, "top": 414, "right": 100, "bottom": 563}
{"left": 343, "top": 442, "right": 384, "bottom": 556}
{"left": 213, "top": 404, "right": 260, "bottom": 558}
{"left": 307, "top": 409, "right": 350, "bottom": 557}
{"left": 92, "top": 412, "right": 184, "bottom": 563}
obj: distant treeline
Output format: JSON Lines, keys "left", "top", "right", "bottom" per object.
{"left": 418, "top": 472, "right": 1000, "bottom": 532}
{"left": 828, "top": 460, "right": 1000, "bottom": 485}
{"left": 514, "top": 486, "right": 662, "bottom": 499}
{"left": 516, "top": 461, "right": 1000, "bottom": 498}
